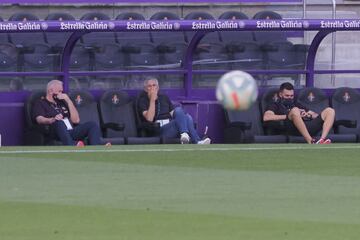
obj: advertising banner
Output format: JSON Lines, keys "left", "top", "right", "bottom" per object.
{"left": 0, "top": 0, "right": 302, "bottom": 3}
{"left": 1, "top": 19, "right": 360, "bottom": 33}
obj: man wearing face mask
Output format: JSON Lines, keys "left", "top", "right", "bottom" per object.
{"left": 137, "top": 76, "right": 211, "bottom": 144}
{"left": 32, "top": 79, "right": 107, "bottom": 146}
{"left": 263, "top": 82, "right": 335, "bottom": 144}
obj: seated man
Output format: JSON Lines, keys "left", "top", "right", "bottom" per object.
{"left": 32, "top": 79, "right": 105, "bottom": 146}
{"left": 263, "top": 82, "right": 335, "bottom": 144}
{"left": 137, "top": 76, "right": 211, "bottom": 144}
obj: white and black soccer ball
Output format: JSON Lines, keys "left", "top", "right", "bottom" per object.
{"left": 216, "top": 70, "right": 258, "bottom": 110}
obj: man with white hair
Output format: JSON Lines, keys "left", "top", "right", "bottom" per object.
{"left": 32, "top": 79, "right": 105, "bottom": 146}
{"left": 137, "top": 76, "right": 211, "bottom": 144}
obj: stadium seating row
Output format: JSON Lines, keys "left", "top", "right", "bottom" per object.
{"left": 23, "top": 89, "right": 180, "bottom": 145}
{"left": 23, "top": 86, "right": 360, "bottom": 146}
{"left": 223, "top": 87, "right": 360, "bottom": 143}
{"left": 0, "top": 10, "right": 307, "bottom": 91}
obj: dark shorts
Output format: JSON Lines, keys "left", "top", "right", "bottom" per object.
{"left": 285, "top": 115, "right": 324, "bottom": 136}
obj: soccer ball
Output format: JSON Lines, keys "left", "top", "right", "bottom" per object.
{"left": 216, "top": 70, "right": 258, "bottom": 110}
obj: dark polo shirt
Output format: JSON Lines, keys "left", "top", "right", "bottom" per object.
{"left": 137, "top": 92, "right": 174, "bottom": 122}
{"left": 32, "top": 98, "right": 70, "bottom": 123}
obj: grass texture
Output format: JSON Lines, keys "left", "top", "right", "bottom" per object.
{"left": 0, "top": 144, "right": 360, "bottom": 240}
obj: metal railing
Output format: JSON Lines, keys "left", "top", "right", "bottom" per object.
{"left": 331, "top": 0, "right": 337, "bottom": 86}
{"left": 303, "top": 0, "right": 337, "bottom": 86}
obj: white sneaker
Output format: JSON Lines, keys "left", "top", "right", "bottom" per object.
{"left": 197, "top": 137, "right": 211, "bottom": 145}
{"left": 180, "top": 132, "right": 190, "bottom": 144}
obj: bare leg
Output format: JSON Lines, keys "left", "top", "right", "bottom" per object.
{"left": 320, "top": 107, "right": 335, "bottom": 139}
{"left": 288, "top": 107, "right": 313, "bottom": 144}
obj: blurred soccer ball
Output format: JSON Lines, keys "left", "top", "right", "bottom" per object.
{"left": 216, "top": 70, "right": 258, "bottom": 110}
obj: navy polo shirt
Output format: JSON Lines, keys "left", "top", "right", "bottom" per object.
{"left": 32, "top": 98, "right": 70, "bottom": 123}
{"left": 137, "top": 92, "right": 174, "bottom": 122}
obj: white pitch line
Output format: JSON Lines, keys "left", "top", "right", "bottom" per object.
{"left": 1, "top": 145, "right": 360, "bottom": 154}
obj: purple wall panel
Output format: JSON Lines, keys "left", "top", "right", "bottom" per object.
{"left": 181, "top": 101, "right": 225, "bottom": 144}
{"left": 0, "top": 104, "right": 24, "bottom": 146}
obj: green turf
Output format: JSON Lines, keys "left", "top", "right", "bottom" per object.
{"left": 0, "top": 144, "right": 360, "bottom": 239}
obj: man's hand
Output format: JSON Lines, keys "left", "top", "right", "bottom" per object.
{"left": 48, "top": 117, "right": 56, "bottom": 124}
{"left": 307, "top": 110, "right": 319, "bottom": 119}
{"left": 54, "top": 113, "right": 64, "bottom": 121}
{"left": 300, "top": 109, "right": 314, "bottom": 120}
{"left": 55, "top": 93, "right": 70, "bottom": 103}
{"left": 148, "top": 87, "right": 158, "bottom": 102}
{"left": 57, "top": 93, "right": 80, "bottom": 124}
{"left": 300, "top": 109, "right": 308, "bottom": 118}
{"left": 36, "top": 115, "right": 59, "bottom": 125}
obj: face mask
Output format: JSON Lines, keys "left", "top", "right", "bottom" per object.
{"left": 53, "top": 94, "right": 63, "bottom": 103}
{"left": 281, "top": 98, "right": 294, "bottom": 108}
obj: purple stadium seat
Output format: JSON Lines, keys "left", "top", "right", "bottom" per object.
{"left": 223, "top": 100, "right": 287, "bottom": 143}
{"left": 99, "top": 90, "right": 161, "bottom": 144}
{"left": 219, "top": 11, "right": 263, "bottom": 71}
{"left": 9, "top": 13, "right": 47, "bottom": 47}
{"left": 24, "top": 91, "right": 62, "bottom": 145}
{"left": 253, "top": 11, "right": 308, "bottom": 85}
{"left": 80, "top": 12, "right": 117, "bottom": 47}
{"left": 115, "top": 12, "right": 150, "bottom": 53}
{"left": 45, "top": 12, "right": 76, "bottom": 49}
{"left": 150, "top": 11, "right": 187, "bottom": 55}
{"left": 69, "top": 90, "right": 125, "bottom": 144}
{"left": 8, "top": 12, "right": 54, "bottom": 90}
{"left": 0, "top": 16, "right": 10, "bottom": 44}
{"left": 184, "top": 12, "right": 229, "bottom": 87}
{"left": 331, "top": 87, "right": 360, "bottom": 141}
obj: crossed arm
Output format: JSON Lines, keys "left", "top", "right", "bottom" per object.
{"left": 263, "top": 108, "right": 318, "bottom": 122}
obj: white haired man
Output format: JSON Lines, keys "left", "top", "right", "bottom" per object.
{"left": 137, "top": 76, "right": 211, "bottom": 144}
{"left": 32, "top": 79, "right": 107, "bottom": 146}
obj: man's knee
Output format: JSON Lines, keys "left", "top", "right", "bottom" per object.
{"left": 174, "top": 106, "right": 184, "bottom": 113}
{"left": 322, "top": 107, "right": 335, "bottom": 117}
{"left": 52, "top": 121, "right": 73, "bottom": 145}
{"left": 173, "top": 106, "right": 186, "bottom": 118}
{"left": 288, "top": 107, "right": 301, "bottom": 119}
{"left": 186, "top": 113, "right": 193, "bottom": 121}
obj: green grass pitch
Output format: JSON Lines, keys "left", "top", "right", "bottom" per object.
{"left": 1, "top": 144, "right": 360, "bottom": 240}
